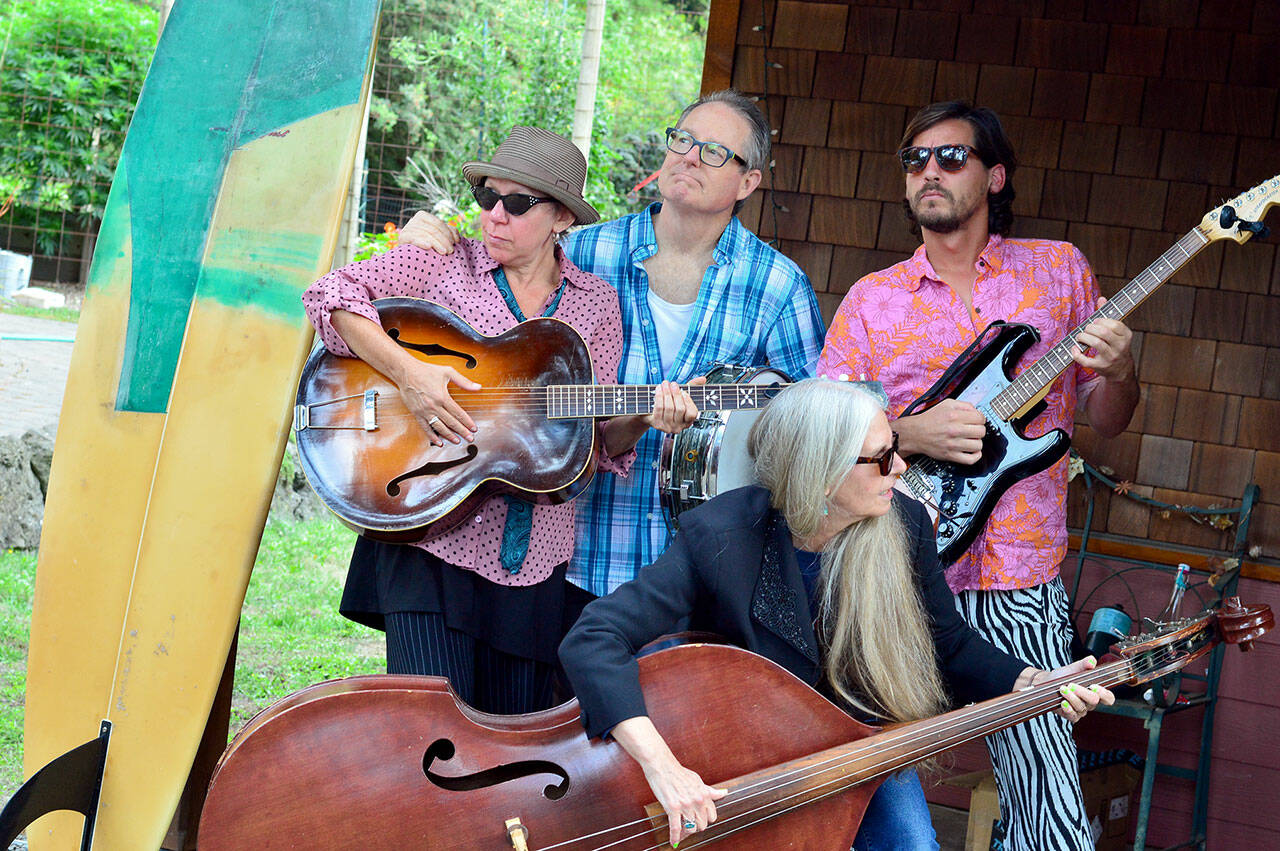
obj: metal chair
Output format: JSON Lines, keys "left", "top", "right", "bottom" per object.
{"left": 1067, "top": 456, "right": 1259, "bottom": 851}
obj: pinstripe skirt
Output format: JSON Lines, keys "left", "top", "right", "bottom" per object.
{"left": 954, "top": 578, "right": 1094, "bottom": 851}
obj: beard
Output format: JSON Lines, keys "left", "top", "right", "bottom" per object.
{"left": 908, "top": 185, "right": 982, "bottom": 235}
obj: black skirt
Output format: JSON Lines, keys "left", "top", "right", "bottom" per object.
{"left": 338, "top": 536, "right": 576, "bottom": 665}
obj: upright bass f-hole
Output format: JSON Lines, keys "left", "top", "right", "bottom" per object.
{"left": 422, "top": 738, "right": 571, "bottom": 801}
{"left": 386, "top": 444, "right": 479, "bottom": 496}
{"left": 387, "top": 326, "right": 478, "bottom": 369}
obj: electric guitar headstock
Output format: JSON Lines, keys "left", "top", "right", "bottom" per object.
{"left": 1198, "top": 174, "right": 1280, "bottom": 244}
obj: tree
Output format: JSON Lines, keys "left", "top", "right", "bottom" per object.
{"left": 0, "top": 0, "right": 157, "bottom": 255}
{"left": 366, "top": 0, "right": 705, "bottom": 223}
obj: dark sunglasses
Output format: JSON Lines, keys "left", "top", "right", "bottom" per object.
{"left": 472, "top": 184, "right": 556, "bottom": 216}
{"left": 855, "top": 432, "right": 899, "bottom": 476}
{"left": 898, "top": 144, "right": 976, "bottom": 174}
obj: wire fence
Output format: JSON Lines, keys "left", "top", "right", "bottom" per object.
{"left": 0, "top": 0, "right": 708, "bottom": 285}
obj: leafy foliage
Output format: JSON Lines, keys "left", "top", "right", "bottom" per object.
{"left": 370, "top": 0, "right": 705, "bottom": 221}
{"left": 0, "top": 0, "right": 157, "bottom": 252}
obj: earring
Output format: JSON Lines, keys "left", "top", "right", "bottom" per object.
{"left": 821, "top": 504, "right": 829, "bottom": 516}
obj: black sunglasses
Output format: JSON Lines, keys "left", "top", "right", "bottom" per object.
{"left": 472, "top": 184, "right": 556, "bottom": 216}
{"left": 855, "top": 432, "right": 899, "bottom": 476}
{"left": 898, "top": 144, "right": 976, "bottom": 174}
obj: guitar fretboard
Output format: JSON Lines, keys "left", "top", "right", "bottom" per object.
{"left": 545, "top": 382, "right": 790, "bottom": 419}
{"left": 989, "top": 227, "right": 1210, "bottom": 422}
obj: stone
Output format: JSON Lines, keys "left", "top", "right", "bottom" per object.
{"left": 266, "top": 441, "right": 327, "bottom": 523}
{"left": 0, "top": 431, "right": 48, "bottom": 549}
{"left": 11, "top": 287, "right": 67, "bottom": 309}
{"left": 21, "top": 426, "right": 55, "bottom": 497}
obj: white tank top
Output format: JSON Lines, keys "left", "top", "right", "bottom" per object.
{"left": 647, "top": 288, "right": 698, "bottom": 378}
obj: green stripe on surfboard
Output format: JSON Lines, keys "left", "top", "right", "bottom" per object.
{"left": 112, "top": 0, "right": 378, "bottom": 414}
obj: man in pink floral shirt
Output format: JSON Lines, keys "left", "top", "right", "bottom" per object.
{"left": 819, "top": 102, "right": 1139, "bottom": 850}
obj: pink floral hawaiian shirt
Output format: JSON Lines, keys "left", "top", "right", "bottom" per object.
{"left": 818, "top": 235, "right": 1102, "bottom": 592}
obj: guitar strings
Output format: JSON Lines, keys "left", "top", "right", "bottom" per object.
{"left": 604, "top": 644, "right": 1184, "bottom": 851}
{"left": 502, "top": 633, "right": 1207, "bottom": 851}
{"left": 300, "top": 385, "right": 784, "bottom": 426}
{"left": 516, "top": 664, "right": 1127, "bottom": 851}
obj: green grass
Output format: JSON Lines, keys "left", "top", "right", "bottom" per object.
{"left": 0, "top": 300, "right": 80, "bottom": 323}
{"left": 0, "top": 548, "right": 36, "bottom": 801}
{"left": 0, "top": 514, "right": 384, "bottom": 803}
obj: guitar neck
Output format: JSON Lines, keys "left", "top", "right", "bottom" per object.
{"left": 545, "top": 381, "right": 791, "bottom": 419}
{"left": 991, "top": 227, "right": 1211, "bottom": 422}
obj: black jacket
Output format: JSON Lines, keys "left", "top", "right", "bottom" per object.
{"left": 559, "top": 486, "right": 1028, "bottom": 738}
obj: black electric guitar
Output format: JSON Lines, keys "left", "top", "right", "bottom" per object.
{"left": 897, "top": 174, "right": 1280, "bottom": 566}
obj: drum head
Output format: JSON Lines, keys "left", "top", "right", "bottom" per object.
{"left": 660, "top": 366, "right": 790, "bottom": 530}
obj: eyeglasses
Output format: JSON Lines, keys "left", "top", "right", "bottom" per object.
{"left": 664, "top": 127, "right": 748, "bottom": 168}
{"left": 898, "top": 144, "right": 976, "bottom": 174}
{"left": 855, "top": 433, "right": 899, "bottom": 476}
{"left": 472, "top": 184, "right": 556, "bottom": 216}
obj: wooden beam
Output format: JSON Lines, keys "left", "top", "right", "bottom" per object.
{"left": 701, "top": 0, "right": 741, "bottom": 94}
{"left": 1068, "top": 530, "right": 1280, "bottom": 584}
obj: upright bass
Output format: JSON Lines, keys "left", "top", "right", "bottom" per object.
{"left": 198, "top": 599, "right": 1270, "bottom": 849}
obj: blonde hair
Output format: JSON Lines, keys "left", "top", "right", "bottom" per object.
{"left": 748, "top": 379, "right": 947, "bottom": 722}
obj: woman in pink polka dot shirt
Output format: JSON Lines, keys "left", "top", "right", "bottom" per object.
{"left": 302, "top": 127, "right": 692, "bottom": 713}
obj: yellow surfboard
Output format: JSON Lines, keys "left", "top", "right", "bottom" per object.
{"left": 21, "top": 1, "right": 381, "bottom": 847}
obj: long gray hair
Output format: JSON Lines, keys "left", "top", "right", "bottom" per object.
{"left": 748, "top": 379, "right": 947, "bottom": 722}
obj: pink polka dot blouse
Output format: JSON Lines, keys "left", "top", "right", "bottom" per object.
{"left": 302, "top": 240, "right": 633, "bottom": 586}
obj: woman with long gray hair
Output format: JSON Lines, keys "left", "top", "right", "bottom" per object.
{"left": 560, "top": 378, "right": 1112, "bottom": 849}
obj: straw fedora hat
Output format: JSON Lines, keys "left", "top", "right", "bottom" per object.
{"left": 462, "top": 126, "right": 600, "bottom": 225}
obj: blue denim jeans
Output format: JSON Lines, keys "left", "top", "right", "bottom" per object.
{"left": 852, "top": 769, "right": 940, "bottom": 851}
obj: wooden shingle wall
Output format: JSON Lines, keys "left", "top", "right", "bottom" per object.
{"left": 705, "top": 0, "right": 1280, "bottom": 565}
{"left": 702, "top": 1, "right": 1280, "bottom": 845}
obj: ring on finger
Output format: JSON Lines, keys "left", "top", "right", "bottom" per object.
{"left": 682, "top": 819, "right": 697, "bottom": 831}
{"left": 427, "top": 415, "right": 441, "bottom": 427}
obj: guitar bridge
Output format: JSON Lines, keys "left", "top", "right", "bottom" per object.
{"left": 363, "top": 389, "right": 379, "bottom": 431}
{"left": 292, "top": 389, "right": 379, "bottom": 432}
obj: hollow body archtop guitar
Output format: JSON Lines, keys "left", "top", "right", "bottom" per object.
{"left": 292, "top": 298, "right": 790, "bottom": 540}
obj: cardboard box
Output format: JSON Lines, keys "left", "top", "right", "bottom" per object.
{"left": 1081, "top": 762, "right": 1142, "bottom": 851}
{"left": 945, "top": 762, "right": 1140, "bottom": 851}
{"left": 943, "top": 770, "right": 1000, "bottom": 851}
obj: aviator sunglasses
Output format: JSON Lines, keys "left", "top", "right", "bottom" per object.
{"left": 855, "top": 432, "right": 899, "bottom": 476}
{"left": 897, "top": 144, "right": 976, "bottom": 174}
{"left": 471, "top": 184, "right": 557, "bottom": 216}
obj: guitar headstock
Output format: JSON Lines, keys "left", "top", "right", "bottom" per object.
{"left": 1109, "top": 599, "right": 1273, "bottom": 686}
{"left": 1199, "top": 174, "right": 1280, "bottom": 244}
{"left": 1217, "top": 596, "right": 1274, "bottom": 651}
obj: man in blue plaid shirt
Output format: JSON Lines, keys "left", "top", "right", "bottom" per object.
{"left": 399, "top": 90, "right": 824, "bottom": 601}
{"left": 560, "top": 91, "right": 824, "bottom": 597}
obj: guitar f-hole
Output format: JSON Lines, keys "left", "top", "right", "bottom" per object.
{"left": 422, "top": 738, "right": 571, "bottom": 800}
{"left": 386, "top": 444, "right": 479, "bottom": 496}
{"left": 388, "top": 327, "right": 479, "bottom": 369}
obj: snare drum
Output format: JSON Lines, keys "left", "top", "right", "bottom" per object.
{"left": 659, "top": 364, "right": 791, "bottom": 529}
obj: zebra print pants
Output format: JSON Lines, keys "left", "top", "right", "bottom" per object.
{"left": 954, "top": 578, "right": 1095, "bottom": 851}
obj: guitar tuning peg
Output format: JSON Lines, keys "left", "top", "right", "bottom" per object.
{"left": 1239, "top": 220, "right": 1271, "bottom": 239}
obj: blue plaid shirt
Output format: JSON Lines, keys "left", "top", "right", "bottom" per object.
{"left": 564, "top": 203, "right": 825, "bottom": 597}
